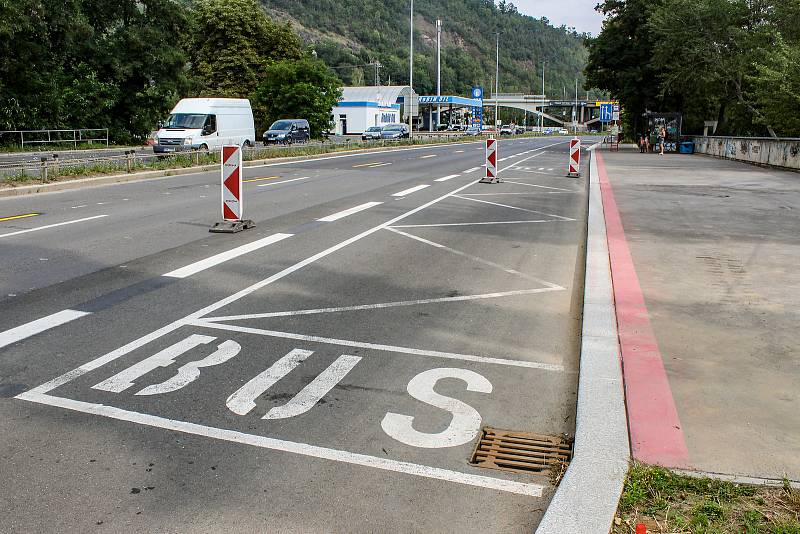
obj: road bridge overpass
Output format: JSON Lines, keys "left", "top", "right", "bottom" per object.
{"left": 482, "top": 94, "right": 603, "bottom": 128}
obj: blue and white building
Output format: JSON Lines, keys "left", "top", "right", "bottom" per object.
{"left": 331, "top": 86, "right": 416, "bottom": 135}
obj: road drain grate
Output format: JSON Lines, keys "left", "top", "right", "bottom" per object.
{"left": 469, "top": 427, "right": 573, "bottom": 475}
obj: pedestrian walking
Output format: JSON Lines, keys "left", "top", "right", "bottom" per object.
{"left": 639, "top": 135, "right": 647, "bottom": 153}
{"left": 658, "top": 125, "right": 666, "bottom": 155}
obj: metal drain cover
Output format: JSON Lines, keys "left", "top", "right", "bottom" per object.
{"left": 469, "top": 427, "right": 573, "bottom": 475}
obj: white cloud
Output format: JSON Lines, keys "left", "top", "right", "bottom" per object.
{"left": 513, "top": 0, "right": 604, "bottom": 35}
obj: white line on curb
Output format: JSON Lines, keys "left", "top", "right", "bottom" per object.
{"left": 0, "top": 309, "right": 91, "bottom": 350}
{"left": 317, "top": 202, "right": 383, "bottom": 222}
{"left": 392, "top": 184, "right": 430, "bottom": 197}
{"left": 163, "top": 233, "right": 293, "bottom": 279}
{"left": 536, "top": 146, "right": 629, "bottom": 534}
{"left": 0, "top": 215, "right": 108, "bottom": 239}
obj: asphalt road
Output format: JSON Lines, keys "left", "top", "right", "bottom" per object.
{"left": 0, "top": 137, "right": 592, "bottom": 532}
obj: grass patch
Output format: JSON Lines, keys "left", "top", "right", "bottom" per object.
{"left": 615, "top": 463, "right": 800, "bottom": 533}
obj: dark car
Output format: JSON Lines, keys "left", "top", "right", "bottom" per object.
{"left": 263, "top": 119, "right": 310, "bottom": 145}
{"left": 362, "top": 126, "right": 383, "bottom": 141}
{"left": 380, "top": 123, "right": 410, "bottom": 140}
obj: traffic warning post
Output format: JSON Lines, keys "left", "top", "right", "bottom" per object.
{"left": 480, "top": 137, "right": 501, "bottom": 184}
{"left": 567, "top": 137, "right": 581, "bottom": 177}
{"left": 210, "top": 145, "right": 255, "bottom": 233}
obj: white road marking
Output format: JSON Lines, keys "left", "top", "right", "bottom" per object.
{"left": 365, "top": 162, "right": 392, "bottom": 168}
{"left": 392, "top": 184, "right": 430, "bottom": 197}
{"left": 203, "top": 288, "right": 563, "bottom": 322}
{"left": 92, "top": 334, "right": 216, "bottom": 392}
{"left": 386, "top": 227, "right": 563, "bottom": 288}
{"left": 256, "top": 176, "right": 309, "bottom": 187}
{"left": 70, "top": 205, "right": 87, "bottom": 209}
{"left": 263, "top": 354, "right": 361, "bottom": 420}
{"left": 538, "top": 168, "right": 545, "bottom": 171}
{"left": 317, "top": 201, "right": 383, "bottom": 222}
{"left": 419, "top": 154, "right": 437, "bottom": 159}
{"left": 382, "top": 368, "right": 491, "bottom": 448}
{"left": 192, "top": 320, "right": 565, "bottom": 371}
{"left": 0, "top": 309, "right": 91, "bottom": 350}
{"left": 458, "top": 192, "right": 571, "bottom": 196}
{"left": 502, "top": 180, "right": 575, "bottom": 192}
{"left": 462, "top": 167, "right": 481, "bottom": 173}
{"left": 389, "top": 220, "right": 563, "bottom": 228}
{"left": 226, "top": 348, "right": 313, "bottom": 415}
{"left": 0, "top": 215, "right": 108, "bottom": 239}
{"left": 163, "top": 233, "right": 293, "bottom": 278}
{"left": 453, "top": 195, "right": 575, "bottom": 221}
{"left": 16, "top": 390, "right": 545, "bottom": 497}
{"left": 454, "top": 150, "right": 464, "bottom": 153}
{"left": 20, "top": 178, "right": 483, "bottom": 398}
{"left": 434, "top": 174, "right": 460, "bottom": 182}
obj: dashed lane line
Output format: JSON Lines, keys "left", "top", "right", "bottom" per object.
{"left": 0, "top": 310, "right": 91, "bottom": 350}
{"left": 434, "top": 174, "right": 460, "bottom": 182}
{"left": 0, "top": 215, "right": 109, "bottom": 239}
{"left": 163, "top": 233, "right": 294, "bottom": 279}
{"left": 243, "top": 175, "right": 280, "bottom": 183}
{"left": 317, "top": 202, "right": 384, "bottom": 222}
{"left": 257, "top": 176, "right": 310, "bottom": 187}
{"left": 392, "top": 184, "right": 430, "bottom": 197}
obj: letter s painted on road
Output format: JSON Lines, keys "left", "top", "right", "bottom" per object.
{"left": 381, "top": 368, "right": 492, "bottom": 448}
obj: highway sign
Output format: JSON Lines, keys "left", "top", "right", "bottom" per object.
{"left": 599, "top": 104, "right": 613, "bottom": 123}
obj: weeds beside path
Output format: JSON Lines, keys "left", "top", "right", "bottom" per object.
{"left": 614, "top": 463, "right": 800, "bottom": 533}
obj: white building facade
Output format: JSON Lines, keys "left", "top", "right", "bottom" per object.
{"left": 331, "top": 86, "right": 416, "bottom": 135}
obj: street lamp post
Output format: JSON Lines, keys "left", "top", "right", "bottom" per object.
{"left": 436, "top": 19, "right": 442, "bottom": 130}
{"left": 494, "top": 31, "right": 500, "bottom": 132}
{"left": 409, "top": 0, "right": 414, "bottom": 138}
{"left": 540, "top": 61, "right": 546, "bottom": 133}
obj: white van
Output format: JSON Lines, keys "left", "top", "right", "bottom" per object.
{"left": 153, "top": 98, "right": 255, "bottom": 153}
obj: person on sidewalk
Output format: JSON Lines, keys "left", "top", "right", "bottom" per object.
{"left": 658, "top": 126, "right": 666, "bottom": 155}
{"left": 639, "top": 135, "right": 647, "bottom": 153}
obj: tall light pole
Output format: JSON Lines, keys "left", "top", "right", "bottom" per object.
{"left": 540, "top": 61, "right": 546, "bottom": 133}
{"left": 436, "top": 19, "right": 442, "bottom": 129}
{"left": 574, "top": 77, "right": 579, "bottom": 134}
{"left": 494, "top": 31, "right": 500, "bottom": 131}
{"left": 409, "top": 0, "right": 414, "bottom": 137}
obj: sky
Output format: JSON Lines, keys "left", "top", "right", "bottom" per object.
{"left": 514, "top": 0, "right": 605, "bottom": 35}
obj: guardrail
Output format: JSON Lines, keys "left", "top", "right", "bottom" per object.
{"left": 692, "top": 136, "right": 800, "bottom": 171}
{"left": 0, "top": 129, "right": 109, "bottom": 149}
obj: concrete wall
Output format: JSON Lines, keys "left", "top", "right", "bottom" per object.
{"left": 693, "top": 136, "right": 800, "bottom": 171}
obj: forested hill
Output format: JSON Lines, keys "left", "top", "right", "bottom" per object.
{"left": 262, "top": 0, "right": 591, "bottom": 98}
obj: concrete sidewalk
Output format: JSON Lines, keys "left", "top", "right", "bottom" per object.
{"left": 598, "top": 147, "right": 799, "bottom": 483}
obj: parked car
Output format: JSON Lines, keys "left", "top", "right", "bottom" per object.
{"left": 380, "top": 123, "right": 410, "bottom": 139}
{"left": 500, "top": 125, "right": 514, "bottom": 135}
{"left": 465, "top": 126, "right": 481, "bottom": 136}
{"left": 515, "top": 126, "right": 525, "bottom": 134}
{"left": 362, "top": 126, "right": 383, "bottom": 141}
{"left": 153, "top": 98, "right": 255, "bottom": 153}
{"left": 558, "top": 128, "right": 570, "bottom": 135}
{"left": 263, "top": 119, "right": 310, "bottom": 145}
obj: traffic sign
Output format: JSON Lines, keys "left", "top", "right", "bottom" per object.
{"left": 567, "top": 138, "right": 581, "bottom": 177}
{"left": 210, "top": 145, "right": 254, "bottom": 233}
{"left": 480, "top": 138, "right": 500, "bottom": 184}
{"left": 599, "top": 104, "right": 613, "bottom": 123}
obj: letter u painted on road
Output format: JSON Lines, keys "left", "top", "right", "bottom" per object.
{"left": 221, "top": 145, "right": 243, "bottom": 221}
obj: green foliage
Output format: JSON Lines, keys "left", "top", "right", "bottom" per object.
{"left": 587, "top": 0, "right": 800, "bottom": 137}
{"left": 188, "top": 0, "right": 304, "bottom": 99}
{"left": 262, "top": 0, "right": 594, "bottom": 99}
{"left": 0, "top": 0, "right": 190, "bottom": 143}
{"left": 253, "top": 57, "right": 343, "bottom": 137}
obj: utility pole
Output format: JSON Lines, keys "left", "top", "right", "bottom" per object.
{"left": 494, "top": 31, "right": 500, "bottom": 131}
{"left": 408, "top": 0, "right": 414, "bottom": 137}
{"left": 574, "top": 77, "right": 579, "bottom": 134}
{"left": 374, "top": 61, "right": 382, "bottom": 86}
{"left": 540, "top": 61, "right": 545, "bottom": 133}
{"left": 436, "top": 19, "right": 442, "bottom": 129}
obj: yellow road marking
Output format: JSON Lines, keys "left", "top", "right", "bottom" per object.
{"left": 352, "top": 162, "right": 383, "bottom": 168}
{"left": 242, "top": 176, "right": 280, "bottom": 183}
{"left": 0, "top": 213, "right": 40, "bottom": 222}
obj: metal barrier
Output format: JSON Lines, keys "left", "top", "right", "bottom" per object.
{"left": 0, "top": 129, "right": 109, "bottom": 149}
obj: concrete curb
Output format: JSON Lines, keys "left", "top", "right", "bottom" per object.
{"left": 0, "top": 139, "right": 489, "bottom": 199}
{"left": 536, "top": 148, "right": 630, "bottom": 533}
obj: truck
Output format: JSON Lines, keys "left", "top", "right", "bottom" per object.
{"left": 153, "top": 98, "right": 255, "bottom": 153}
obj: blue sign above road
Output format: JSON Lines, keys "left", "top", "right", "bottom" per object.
{"left": 600, "top": 104, "right": 614, "bottom": 123}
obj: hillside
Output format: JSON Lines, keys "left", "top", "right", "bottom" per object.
{"left": 262, "top": 0, "right": 591, "bottom": 100}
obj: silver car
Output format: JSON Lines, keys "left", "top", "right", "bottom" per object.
{"left": 362, "top": 126, "right": 383, "bottom": 141}
{"left": 380, "top": 123, "right": 410, "bottom": 140}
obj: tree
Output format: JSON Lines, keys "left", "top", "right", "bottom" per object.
{"left": 253, "top": 57, "right": 342, "bottom": 138}
{"left": 188, "top": 0, "right": 303, "bottom": 99}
